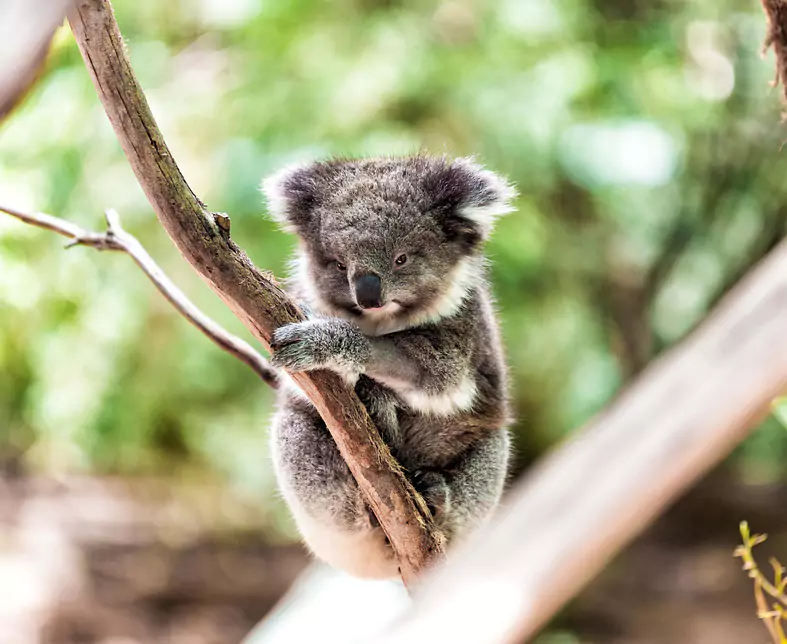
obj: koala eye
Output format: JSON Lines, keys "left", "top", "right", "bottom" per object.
{"left": 335, "top": 261, "right": 347, "bottom": 272}
{"left": 394, "top": 253, "right": 408, "bottom": 268}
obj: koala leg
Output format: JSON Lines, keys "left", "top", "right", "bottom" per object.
{"left": 413, "top": 427, "right": 510, "bottom": 544}
{"left": 271, "top": 400, "right": 399, "bottom": 579}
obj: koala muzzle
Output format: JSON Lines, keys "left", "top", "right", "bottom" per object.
{"left": 355, "top": 273, "right": 383, "bottom": 309}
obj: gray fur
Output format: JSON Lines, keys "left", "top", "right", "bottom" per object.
{"left": 264, "top": 155, "right": 513, "bottom": 579}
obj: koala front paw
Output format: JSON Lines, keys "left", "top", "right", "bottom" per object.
{"left": 270, "top": 318, "right": 370, "bottom": 378}
{"left": 412, "top": 469, "right": 450, "bottom": 524}
{"left": 270, "top": 320, "right": 331, "bottom": 372}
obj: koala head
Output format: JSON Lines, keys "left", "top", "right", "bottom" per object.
{"left": 262, "top": 155, "right": 515, "bottom": 328}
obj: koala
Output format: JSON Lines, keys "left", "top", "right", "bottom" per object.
{"left": 263, "top": 155, "right": 513, "bottom": 580}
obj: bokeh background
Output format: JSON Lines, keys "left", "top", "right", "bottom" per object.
{"left": 2, "top": 0, "right": 787, "bottom": 642}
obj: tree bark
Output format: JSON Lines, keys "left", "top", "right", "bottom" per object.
{"left": 67, "top": 0, "right": 444, "bottom": 586}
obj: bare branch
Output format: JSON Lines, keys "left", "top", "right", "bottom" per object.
{"left": 380, "top": 237, "right": 787, "bottom": 642}
{"left": 0, "top": 203, "right": 279, "bottom": 388}
{"left": 67, "top": 0, "right": 444, "bottom": 584}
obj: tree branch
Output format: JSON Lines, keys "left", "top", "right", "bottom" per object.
{"left": 378, "top": 237, "right": 787, "bottom": 642}
{"left": 66, "top": 0, "right": 444, "bottom": 584}
{"left": 0, "top": 203, "right": 279, "bottom": 388}
{"left": 372, "top": 7, "right": 787, "bottom": 636}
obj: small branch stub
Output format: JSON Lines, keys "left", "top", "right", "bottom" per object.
{"left": 214, "top": 212, "right": 231, "bottom": 238}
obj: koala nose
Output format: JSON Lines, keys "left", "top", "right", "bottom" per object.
{"left": 354, "top": 273, "right": 383, "bottom": 309}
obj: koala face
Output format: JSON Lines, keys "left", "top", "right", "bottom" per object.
{"left": 263, "top": 156, "right": 514, "bottom": 326}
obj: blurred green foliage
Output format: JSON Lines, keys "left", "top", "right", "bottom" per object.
{"left": 1, "top": 0, "right": 786, "bottom": 516}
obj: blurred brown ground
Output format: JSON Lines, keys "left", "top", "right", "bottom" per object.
{"left": 2, "top": 466, "right": 785, "bottom": 644}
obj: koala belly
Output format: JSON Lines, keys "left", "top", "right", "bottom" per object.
{"left": 286, "top": 500, "right": 399, "bottom": 580}
{"left": 270, "top": 402, "right": 400, "bottom": 580}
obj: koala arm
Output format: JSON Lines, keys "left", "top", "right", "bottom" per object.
{"left": 270, "top": 318, "right": 476, "bottom": 409}
{"left": 363, "top": 327, "right": 474, "bottom": 398}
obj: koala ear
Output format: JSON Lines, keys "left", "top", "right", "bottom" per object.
{"left": 261, "top": 162, "right": 324, "bottom": 233}
{"left": 452, "top": 157, "right": 516, "bottom": 235}
{"left": 426, "top": 157, "right": 516, "bottom": 246}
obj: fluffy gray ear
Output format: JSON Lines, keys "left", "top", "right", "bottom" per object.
{"left": 425, "top": 157, "right": 516, "bottom": 246}
{"left": 261, "top": 162, "right": 324, "bottom": 232}
{"left": 451, "top": 157, "right": 516, "bottom": 238}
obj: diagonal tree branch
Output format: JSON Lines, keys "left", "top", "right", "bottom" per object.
{"left": 67, "top": 0, "right": 444, "bottom": 585}
{"left": 375, "top": 7, "right": 787, "bottom": 630}
{"left": 0, "top": 203, "right": 279, "bottom": 388}
{"left": 379, "top": 237, "right": 787, "bottom": 644}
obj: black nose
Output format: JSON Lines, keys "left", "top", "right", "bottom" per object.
{"left": 355, "top": 273, "right": 382, "bottom": 309}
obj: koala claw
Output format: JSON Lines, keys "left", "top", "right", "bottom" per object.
{"left": 411, "top": 468, "right": 450, "bottom": 522}
{"left": 270, "top": 343, "right": 316, "bottom": 372}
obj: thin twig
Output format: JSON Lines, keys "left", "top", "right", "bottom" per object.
{"left": 736, "top": 523, "right": 787, "bottom": 610}
{"left": 735, "top": 522, "right": 787, "bottom": 643}
{"left": 0, "top": 203, "right": 278, "bottom": 388}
